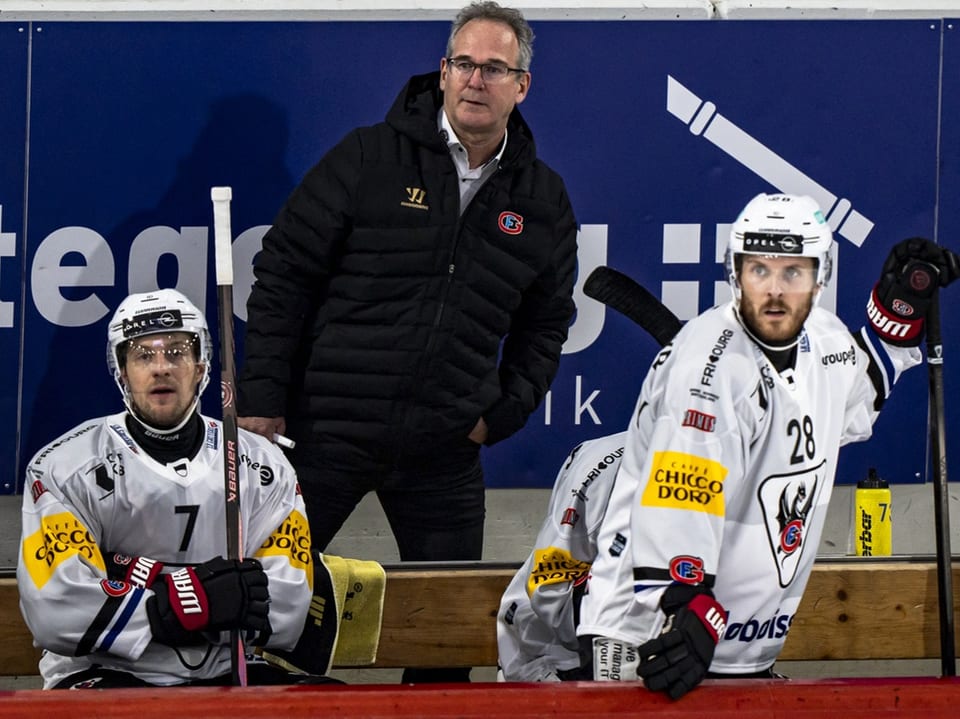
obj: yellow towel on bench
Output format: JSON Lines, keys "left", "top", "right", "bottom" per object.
{"left": 324, "top": 554, "right": 387, "bottom": 666}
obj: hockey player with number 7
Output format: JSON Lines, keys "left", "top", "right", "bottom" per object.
{"left": 17, "top": 289, "right": 315, "bottom": 689}
{"left": 508, "top": 193, "right": 957, "bottom": 698}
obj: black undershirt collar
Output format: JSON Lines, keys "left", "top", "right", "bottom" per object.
{"left": 763, "top": 344, "right": 798, "bottom": 373}
{"left": 125, "top": 412, "right": 205, "bottom": 465}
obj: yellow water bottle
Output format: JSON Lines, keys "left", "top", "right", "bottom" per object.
{"left": 854, "top": 467, "right": 892, "bottom": 556}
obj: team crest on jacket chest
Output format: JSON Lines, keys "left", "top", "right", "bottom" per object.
{"left": 757, "top": 461, "right": 825, "bottom": 587}
{"left": 498, "top": 211, "right": 524, "bottom": 235}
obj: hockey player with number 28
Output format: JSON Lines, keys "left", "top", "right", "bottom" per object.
{"left": 18, "top": 289, "right": 313, "bottom": 689}
{"left": 569, "top": 194, "right": 960, "bottom": 698}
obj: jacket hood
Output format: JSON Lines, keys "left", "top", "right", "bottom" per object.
{"left": 385, "top": 71, "right": 537, "bottom": 165}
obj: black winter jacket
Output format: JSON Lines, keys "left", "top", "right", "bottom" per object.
{"left": 238, "top": 72, "right": 578, "bottom": 472}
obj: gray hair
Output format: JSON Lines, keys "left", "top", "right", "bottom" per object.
{"left": 446, "top": 1, "right": 534, "bottom": 71}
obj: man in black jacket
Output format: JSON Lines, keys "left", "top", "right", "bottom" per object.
{"left": 238, "top": 0, "right": 577, "bottom": 681}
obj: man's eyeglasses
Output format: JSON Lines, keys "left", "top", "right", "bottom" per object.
{"left": 446, "top": 57, "right": 526, "bottom": 83}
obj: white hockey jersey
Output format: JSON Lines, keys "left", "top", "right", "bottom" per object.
{"left": 577, "top": 302, "right": 920, "bottom": 675}
{"left": 497, "top": 432, "right": 626, "bottom": 682}
{"left": 18, "top": 411, "right": 313, "bottom": 688}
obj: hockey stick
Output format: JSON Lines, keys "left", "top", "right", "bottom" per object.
{"left": 211, "top": 186, "right": 247, "bottom": 687}
{"left": 583, "top": 266, "right": 683, "bottom": 347}
{"left": 912, "top": 261, "right": 956, "bottom": 676}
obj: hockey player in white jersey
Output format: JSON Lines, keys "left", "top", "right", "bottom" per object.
{"left": 18, "top": 289, "right": 314, "bottom": 688}
{"left": 572, "top": 194, "right": 960, "bottom": 699}
{"left": 497, "top": 432, "right": 626, "bottom": 682}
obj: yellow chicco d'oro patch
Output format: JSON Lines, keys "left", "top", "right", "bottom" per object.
{"left": 641, "top": 451, "right": 728, "bottom": 516}
{"left": 22, "top": 512, "right": 105, "bottom": 590}
{"left": 526, "top": 546, "right": 591, "bottom": 597}
{"left": 255, "top": 509, "right": 313, "bottom": 590}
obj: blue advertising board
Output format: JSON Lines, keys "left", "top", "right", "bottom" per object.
{"left": 2, "top": 18, "right": 955, "bottom": 492}
{"left": 502, "top": 18, "right": 944, "bottom": 490}
{"left": 0, "top": 25, "right": 28, "bottom": 492}
{"left": 19, "top": 20, "right": 447, "bottom": 489}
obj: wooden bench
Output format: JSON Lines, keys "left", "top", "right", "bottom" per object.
{"left": 1, "top": 559, "right": 957, "bottom": 675}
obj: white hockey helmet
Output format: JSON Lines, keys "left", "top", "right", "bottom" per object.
{"left": 726, "top": 193, "right": 834, "bottom": 304}
{"left": 106, "top": 289, "right": 213, "bottom": 403}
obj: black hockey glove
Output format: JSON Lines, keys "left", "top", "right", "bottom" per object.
{"left": 147, "top": 557, "right": 271, "bottom": 647}
{"left": 104, "top": 552, "right": 164, "bottom": 588}
{"left": 637, "top": 585, "right": 727, "bottom": 700}
{"left": 868, "top": 237, "right": 960, "bottom": 346}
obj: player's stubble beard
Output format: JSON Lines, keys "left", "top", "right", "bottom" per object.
{"left": 738, "top": 290, "right": 815, "bottom": 347}
{"left": 123, "top": 365, "right": 203, "bottom": 432}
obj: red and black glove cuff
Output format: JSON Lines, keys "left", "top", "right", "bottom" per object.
{"left": 106, "top": 553, "right": 164, "bottom": 588}
{"left": 160, "top": 567, "right": 210, "bottom": 632}
{"left": 867, "top": 285, "right": 926, "bottom": 346}
{"left": 685, "top": 593, "right": 728, "bottom": 644}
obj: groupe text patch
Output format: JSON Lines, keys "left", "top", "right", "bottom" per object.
{"left": 641, "top": 451, "right": 727, "bottom": 515}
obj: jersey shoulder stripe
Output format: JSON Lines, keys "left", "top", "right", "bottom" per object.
{"left": 76, "top": 585, "right": 144, "bottom": 655}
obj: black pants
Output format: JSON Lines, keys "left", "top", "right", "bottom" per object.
{"left": 295, "top": 452, "right": 486, "bottom": 683}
